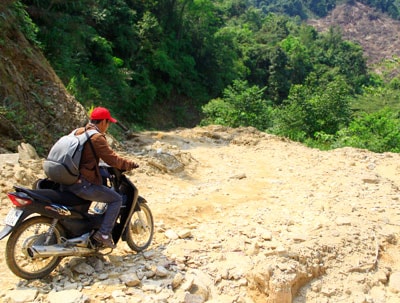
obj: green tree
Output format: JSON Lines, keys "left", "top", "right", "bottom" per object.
{"left": 313, "top": 27, "right": 368, "bottom": 92}
{"left": 273, "top": 75, "right": 351, "bottom": 140}
{"left": 201, "top": 80, "right": 272, "bottom": 130}
{"left": 280, "top": 34, "right": 312, "bottom": 85}
{"left": 307, "top": 0, "right": 336, "bottom": 17}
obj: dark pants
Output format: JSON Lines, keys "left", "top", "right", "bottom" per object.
{"left": 63, "top": 177, "right": 122, "bottom": 235}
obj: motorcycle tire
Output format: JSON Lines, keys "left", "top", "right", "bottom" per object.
{"left": 6, "top": 216, "right": 65, "bottom": 280}
{"left": 126, "top": 202, "right": 154, "bottom": 252}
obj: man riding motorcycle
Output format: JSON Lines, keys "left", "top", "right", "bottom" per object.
{"left": 61, "top": 107, "right": 139, "bottom": 248}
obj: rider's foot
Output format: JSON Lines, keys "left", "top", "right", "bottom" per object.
{"left": 93, "top": 231, "right": 116, "bottom": 248}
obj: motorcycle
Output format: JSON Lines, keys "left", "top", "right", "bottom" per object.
{"left": 0, "top": 165, "right": 154, "bottom": 280}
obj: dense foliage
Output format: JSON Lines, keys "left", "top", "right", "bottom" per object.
{"left": 8, "top": 0, "right": 400, "bottom": 153}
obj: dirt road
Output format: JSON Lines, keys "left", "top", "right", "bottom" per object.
{"left": 1, "top": 126, "right": 400, "bottom": 302}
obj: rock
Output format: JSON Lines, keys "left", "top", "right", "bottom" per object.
{"left": 165, "top": 229, "right": 179, "bottom": 240}
{"left": 143, "top": 250, "right": 157, "bottom": 259}
{"left": 389, "top": 272, "right": 400, "bottom": 293}
{"left": 155, "top": 265, "right": 169, "bottom": 277}
{"left": 17, "top": 143, "right": 39, "bottom": 160}
{"left": 178, "top": 229, "right": 192, "bottom": 239}
{"left": 0, "top": 153, "right": 19, "bottom": 166}
{"left": 72, "top": 262, "right": 95, "bottom": 275}
{"left": 229, "top": 173, "right": 247, "bottom": 180}
{"left": 172, "top": 272, "right": 184, "bottom": 289}
{"left": 370, "top": 286, "right": 386, "bottom": 303}
{"left": 336, "top": 217, "right": 352, "bottom": 226}
{"left": 184, "top": 293, "right": 205, "bottom": 303}
{"left": 184, "top": 269, "right": 214, "bottom": 301}
{"left": 47, "top": 289, "right": 89, "bottom": 303}
{"left": 4, "top": 289, "right": 38, "bottom": 303}
{"left": 255, "top": 227, "right": 272, "bottom": 240}
{"left": 120, "top": 273, "right": 141, "bottom": 287}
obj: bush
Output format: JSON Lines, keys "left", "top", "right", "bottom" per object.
{"left": 334, "top": 108, "right": 400, "bottom": 153}
{"left": 272, "top": 75, "right": 351, "bottom": 141}
{"left": 201, "top": 80, "right": 272, "bottom": 130}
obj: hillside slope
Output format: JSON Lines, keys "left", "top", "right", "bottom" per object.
{"left": 0, "top": 3, "right": 87, "bottom": 153}
{"left": 308, "top": 1, "right": 400, "bottom": 68}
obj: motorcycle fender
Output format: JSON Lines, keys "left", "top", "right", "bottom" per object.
{"left": 134, "top": 196, "right": 147, "bottom": 211}
{"left": 138, "top": 196, "right": 148, "bottom": 204}
{"left": 0, "top": 225, "right": 14, "bottom": 240}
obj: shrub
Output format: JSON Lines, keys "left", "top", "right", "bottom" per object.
{"left": 201, "top": 80, "right": 272, "bottom": 130}
{"left": 334, "top": 108, "right": 400, "bottom": 153}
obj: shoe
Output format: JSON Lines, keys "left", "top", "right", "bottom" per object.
{"left": 93, "top": 231, "right": 116, "bottom": 249}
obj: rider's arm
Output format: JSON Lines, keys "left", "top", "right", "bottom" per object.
{"left": 91, "top": 134, "right": 138, "bottom": 171}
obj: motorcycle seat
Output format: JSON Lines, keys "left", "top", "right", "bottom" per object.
{"left": 14, "top": 186, "right": 90, "bottom": 206}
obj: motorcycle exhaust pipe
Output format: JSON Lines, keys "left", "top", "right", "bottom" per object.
{"left": 27, "top": 245, "right": 94, "bottom": 258}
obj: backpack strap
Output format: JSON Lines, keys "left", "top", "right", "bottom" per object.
{"left": 85, "top": 129, "right": 99, "bottom": 160}
{"left": 71, "top": 127, "right": 99, "bottom": 159}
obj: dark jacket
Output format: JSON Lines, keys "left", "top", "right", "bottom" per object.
{"left": 75, "top": 124, "right": 136, "bottom": 185}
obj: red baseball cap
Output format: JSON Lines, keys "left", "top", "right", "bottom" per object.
{"left": 90, "top": 107, "right": 117, "bottom": 123}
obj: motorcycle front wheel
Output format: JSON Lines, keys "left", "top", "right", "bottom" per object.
{"left": 126, "top": 202, "right": 154, "bottom": 252}
{"left": 6, "top": 216, "right": 65, "bottom": 280}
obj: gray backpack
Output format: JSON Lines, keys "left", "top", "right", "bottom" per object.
{"left": 43, "top": 129, "right": 98, "bottom": 185}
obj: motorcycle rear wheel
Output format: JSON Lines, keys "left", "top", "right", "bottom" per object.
{"left": 6, "top": 216, "right": 65, "bottom": 280}
{"left": 126, "top": 202, "right": 154, "bottom": 252}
